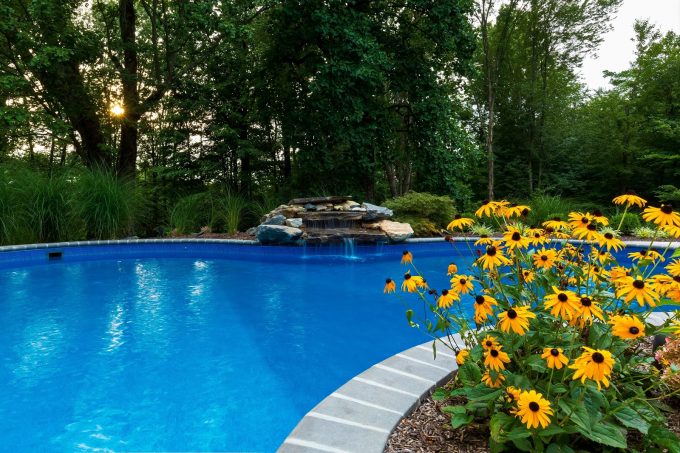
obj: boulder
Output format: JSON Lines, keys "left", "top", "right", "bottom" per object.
{"left": 285, "top": 218, "right": 303, "bottom": 228}
{"left": 365, "top": 220, "right": 413, "bottom": 243}
{"left": 304, "top": 203, "right": 316, "bottom": 211}
{"left": 256, "top": 225, "right": 304, "bottom": 244}
{"left": 263, "top": 214, "right": 286, "bottom": 226}
{"left": 361, "top": 202, "right": 393, "bottom": 221}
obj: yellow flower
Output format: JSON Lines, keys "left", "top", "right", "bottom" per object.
{"left": 477, "top": 245, "right": 512, "bottom": 270}
{"left": 569, "top": 347, "right": 615, "bottom": 390}
{"left": 609, "top": 266, "right": 631, "bottom": 283}
{"left": 629, "top": 249, "right": 665, "bottom": 263}
{"left": 498, "top": 306, "right": 536, "bottom": 335}
{"left": 527, "top": 228, "right": 549, "bottom": 246}
{"left": 643, "top": 205, "right": 680, "bottom": 228}
{"left": 591, "top": 210, "right": 609, "bottom": 225}
{"left": 591, "top": 248, "right": 614, "bottom": 264}
{"left": 502, "top": 204, "right": 531, "bottom": 218}
{"left": 574, "top": 295, "right": 604, "bottom": 325}
{"left": 543, "top": 287, "right": 580, "bottom": 320}
{"left": 447, "top": 215, "right": 474, "bottom": 231}
{"left": 663, "top": 225, "right": 680, "bottom": 238}
{"left": 450, "top": 274, "right": 475, "bottom": 294}
{"left": 484, "top": 347, "right": 511, "bottom": 371}
{"left": 671, "top": 320, "right": 680, "bottom": 336}
{"left": 572, "top": 223, "right": 602, "bottom": 242}
{"left": 568, "top": 212, "right": 594, "bottom": 230}
{"left": 473, "top": 294, "right": 498, "bottom": 324}
{"left": 609, "top": 315, "right": 645, "bottom": 340}
{"left": 384, "top": 278, "right": 396, "bottom": 294}
{"left": 542, "top": 217, "right": 570, "bottom": 231}
{"left": 515, "top": 390, "right": 553, "bottom": 429}
{"left": 521, "top": 269, "right": 535, "bottom": 283}
{"left": 613, "top": 193, "right": 647, "bottom": 208}
{"left": 447, "top": 262, "right": 458, "bottom": 275}
{"left": 541, "top": 348, "right": 569, "bottom": 370}
{"left": 437, "top": 289, "right": 459, "bottom": 309}
{"left": 475, "top": 200, "right": 499, "bottom": 218}
{"left": 667, "top": 260, "right": 680, "bottom": 277}
{"left": 480, "top": 335, "right": 500, "bottom": 350}
{"left": 503, "top": 226, "right": 530, "bottom": 250}
{"left": 456, "top": 349, "right": 469, "bottom": 365}
{"left": 506, "top": 386, "right": 521, "bottom": 402}
{"left": 401, "top": 273, "right": 424, "bottom": 293}
{"left": 481, "top": 370, "right": 505, "bottom": 388}
{"left": 533, "top": 248, "right": 558, "bottom": 270}
{"left": 597, "top": 231, "right": 624, "bottom": 252}
{"left": 474, "top": 235, "right": 494, "bottom": 246}
{"left": 617, "top": 276, "right": 659, "bottom": 307}
{"left": 401, "top": 251, "right": 413, "bottom": 264}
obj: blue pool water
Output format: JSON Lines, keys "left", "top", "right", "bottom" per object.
{"left": 0, "top": 241, "right": 472, "bottom": 452}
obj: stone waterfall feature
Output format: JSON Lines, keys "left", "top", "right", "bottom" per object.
{"left": 254, "top": 196, "right": 413, "bottom": 245}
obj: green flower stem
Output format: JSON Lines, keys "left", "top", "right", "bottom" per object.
{"left": 616, "top": 205, "right": 629, "bottom": 232}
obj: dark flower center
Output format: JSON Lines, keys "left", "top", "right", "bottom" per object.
{"left": 534, "top": 233, "right": 541, "bottom": 238}
{"left": 604, "top": 233, "right": 613, "bottom": 239}
{"left": 661, "top": 205, "right": 673, "bottom": 214}
{"left": 490, "top": 349, "right": 499, "bottom": 357}
{"left": 481, "top": 234, "right": 489, "bottom": 238}
{"left": 475, "top": 295, "right": 485, "bottom": 305}
{"left": 507, "top": 309, "right": 517, "bottom": 319}
{"left": 385, "top": 278, "right": 392, "bottom": 284}
{"left": 627, "top": 190, "right": 637, "bottom": 195}
{"left": 541, "top": 255, "right": 549, "bottom": 261}
{"left": 442, "top": 289, "right": 449, "bottom": 296}
{"left": 521, "top": 208, "right": 530, "bottom": 216}
{"left": 403, "top": 251, "right": 409, "bottom": 256}
{"left": 482, "top": 199, "right": 490, "bottom": 205}
{"left": 404, "top": 274, "right": 411, "bottom": 280}
{"left": 633, "top": 280, "right": 645, "bottom": 289}
{"left": 674, "top": 276, "right": 680, "bottom": 283}
{"left": 460, "top": 278, "right": 467, "bottom": 285}
{"left": 640, "top": 250, "right": 647, "bottom": 256}
{"left": 587, "top": 224, "right": 597, "bottom": 231}
{"left": 486, "top": 340, "right": 493, "bottom": 347}
{"left": 581, "top": 217, "right": 589, "bottom": 224}
{"left": 593, "top": 209, "right": 603, "bottom": 217}
{"left": 558, "top": 293, "right": 568, "bottom": 302}
{"left": 551, "top": 348, "right": 559, "bottom": 356}
{"left": 487, "top": 246, "right": 497, "bottom": 256}
{"left": 511, "top": 232, "right": 521, "bottom": 241}
{"left": 580, "top": 297, "right": 592, "bottom": 307}
{"left": 629, "top": 326, "right": 640, "bottom": 335}
{"left": 552, "top": 216, "right": 561, "bottom": 221}
{"left": 592, "top": 352, "right": 605, "bottom": 363}
{"left": 454, "top": 214, "right": 462, "bottom": 219}
{"left": 546, "top": 227, "right": 555, "bottom": 233}
{"left": 529, "top": 402, "right": 540, "bottom": 412}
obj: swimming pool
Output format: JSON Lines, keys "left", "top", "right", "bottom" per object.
{"left": 0, "top": 241, "right": 474, "bottom": 452}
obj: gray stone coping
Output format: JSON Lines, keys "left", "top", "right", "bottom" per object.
{"left": 278, "top": 335, "right": 462, "bottom": 453}
{"left": 0, "top": 238, "right": 259, "bottom": 253}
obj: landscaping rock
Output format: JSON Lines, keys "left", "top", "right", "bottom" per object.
{"left": 285, "top": 218, "right": 303, "bottom": 228}
{"left": 366, "top": 220, "right": 413, "bottom": 243}
{"left": 263, "top": 214, "right": 286, "bottom": 226}
{"left": 256, "top": 225, "right": 304, "bottom": 244}
{"left": 304, "top": 203, "right": 316, "bottom": 211}
{"left": 362, "top": 202, "right": 393, "bottom": 221}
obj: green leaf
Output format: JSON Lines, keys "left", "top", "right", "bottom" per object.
{"left": 649, "top": 424, "right": 680, "bottom": 453}
{"left": 467, "top": 384, "right": 503, "bottom": 402}
{"left": 558, "top": 399, "right": 592, "bottom": 435}
{"left": 432, "top": 388, "right": 448, "bottom": 401}
{"left": 451, "top": 412, "right": 474, "bottom": 429}
{"left": 582, "top": 421, "right": 627, "bottom": 449}
{"left": 538, "top": 424, "right": 567, "bottom": 438}
{"left": 511, "top": 437, "right": 533, "bottom": 451}
{"left": 612, "top": 405, "right": 650, "bottom": 434}
{"left": 546, "top": 444, "right": 574, "bottom": 453}
{"left": 550, "top": 383, "right": 568, "bottom": 394}
{"left": 671, "top": 247, "right": 680, "bottom": 258}
{"left": 490, "top": 412, "right": 516, "bottom": 443}
{"left": 441, "top": 405, "right": 466, "bottom": 415}
{"left": 457, "top": 363, "right": 482, "bottom": 387}
{"left": 526, "top": 354, "right": 547, "bottom": 372}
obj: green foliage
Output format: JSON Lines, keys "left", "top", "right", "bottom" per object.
{"left": 632, "top": 226, "right": 669, "bottom": 239}
{"left": 169, "top": 189, "right": 249, "bottom": 234}
{"left": 470, "top": 223, "right": 495, "bottom": 236}
{"left": 610, "top": 212, "right": 642, "bottom": 235}
{"left": 524, "top": 194, "right": 574, "bottom": 227}
{"left": 655, "top": 185, "right": 680, "bottom": 204}
{"left": 383, "top": 192, "right": 456, "bottom": 229}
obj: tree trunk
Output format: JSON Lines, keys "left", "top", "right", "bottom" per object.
{"left": 117, "top": 0, "right": 140, "bottom": 179}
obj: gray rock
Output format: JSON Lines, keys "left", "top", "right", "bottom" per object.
{"left": 350, "top": 206, "right": 367, "bottom": 212}
{"left": 256, "top": 225, "right": 304, "bottom": 244}
{"left": 246, "top": 227, "right": 258, "bottom": 236}
{"left": 361, "top": 202, "right": 393, "bottom": 221}
{"left": 304, "top": 203, "right": 316, "bottom": 211}
{"left": 285, "top": 218, "right": 303, "bottom": 228}
{"left": 263, "top": 214, "right": 286, "bottom": 225}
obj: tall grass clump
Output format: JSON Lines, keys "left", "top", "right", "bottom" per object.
{"left": 525, "top": 193, "right": 574, "bottom": 226}
{"left": 215, "top": 191, "right": 248, "bottom": 234}
{"left": 170, "top": 192, "right": 213, "bottom": 234}
{"left": 0, "top": 166, "right": 24, "bottom": 244}
{"left": 73, "top": 169, "right": 140, "bottom": 239}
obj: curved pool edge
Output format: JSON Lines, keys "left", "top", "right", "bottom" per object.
{"left": 279, "top": 312, "right": 677, "bottom": 453}
{"left": 277, "top": 335, "right": 461, "bottom": 453}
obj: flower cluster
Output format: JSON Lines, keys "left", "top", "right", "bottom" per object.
{"left": 385, "top": 194, "right": 680, "bottom": 451}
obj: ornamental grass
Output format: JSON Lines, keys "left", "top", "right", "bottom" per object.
{"left": 385, "top": 194, "right": 680, "bottom": 451}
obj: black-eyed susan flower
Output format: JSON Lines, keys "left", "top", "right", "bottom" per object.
{"left": 543, "top": 217, "right": 570, "bottom": 231}
{"left": 617, "top": 276, "right": 659, "bottom": 307}
{"left": 583, "top": 263, "right": 610, "bottom": 281}
{"left": 474, "top": 235, "right": 494, "bottom": 246}
{"left": 447, "top": 262, "right": 458, "bottom": 275}
{"left": 541, "top": 348, "right": 569, "bottom": 369}
{"left": 667, "top": 260, "right": 680, "bottom": 277}
{"left": 484, "top": 347, "right": 511, "bottom": 371}
{"left": 521, "top": 269, "right": 535, "bottom": 283}
{"left": 498, "top": 306, "right": 536, "bottom": 335}
{"left": 506, "top": 386, "right": 521, "bottom": 402}
{"left": 663, "top": 225, "right": 680, "bottom": 238}
{"left": 473, "top": 294, "right": 498, "bottom": 323}
{"left": 450, "top": 274, "right": 474, "bottom": 294}
{"left": 502, "top": 204, "right": 531, "bottom": 218}
{"left": 572, "top": 223, "right": 603, "bottom": 242}
{"left": 591, "top": 210, "right": 609, "bottom": 226}
{"left": 613, "top": 192, "right": 647, "bottom": 208}
{"left": 568, "top": 212, "right": 594, "bottom": 230}
{"left": 629, "top": 249, "right": 665, "bottom": 263}
{"left": 569, "top": 347, "right": 615, "bottom": 390}
{"left": 401, "top": 251, "right": 413, "bottom": 264}
{"left": 643, "top": 205, "right": 680, "bottom": 227}
{"left": 527, "top": 228, "right": 548, "bottom": 246}
{"left": 475, "top": 200, "right": 497, "bottom": 218}
{"left": 447, "top": 215, "right": 474, "bottom": 231}
{"left": 544, "top": 287, "right": 580, "bottom": 320}
{"left": 591, "top": 248, "right": 614, "bottom": 264}
{"left": 481, "top": 335, "right": 500, "bottom": 350}
{"left": 597, "top": 231, "right": 625, "bottom": 252}
{"left": 401, "top": 273, "right": 424, "bottom": 293}
{"left": 503, "top": 227, "right": 530, "bottom": 250}
{"left": 609, "top": 266, "right": 631, "bottom": 283}
{"left": 481, "top": 369, "right": 505, "bottom": 388}
{"left": 384, "top": 278, "right": 396, "bottom": 293}
{"left": 650, "top": 274, "right": 678, "bottom": 296}
{"left": 437, "top": 289, "right": 459, "bottom": 309}
{"left": 477, "top": 245, "right": 512, "bottom": 270}
{"left": 574, "top": 295, "right": 604, "bottom": 325}
{"left": 533, "top": 248, "right": 558, "bottom": 270}
{"left": 515, "top": 390, "right": 553, "bottom": 429}
{"left": 609, "top": 314, "right": 645, "bottom": 340}
{"left": 456, "top": 349, "right": 469, "bottom": 365}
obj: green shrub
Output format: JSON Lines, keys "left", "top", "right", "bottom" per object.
{"left": 384, "top": 192, "right": 455, "bottom": 231}
{"left": 633, "top": 226, "right": 669, "bottom": 239}
{"left": 470, "top": 223, "right": 494, "bottom": 236}
{"left": 524, "top": 194, "right": 574, "bottom": 227}
{"left": 655, "top": 184, "right": 680, "bottom": 204}
{"left": 610, "top": 212, "right": 642, "bottom": 235}
{"left": 74, "top": 169, "right": 140, "bottom": 239}
{"left": 170, "top": 192, "right": 213, "bottom": 234}
{"left": 215, "top": 191, "right": 248, "bottom": 234}
{"left": 395, "top": 215, "right": 439, "bottom": 237}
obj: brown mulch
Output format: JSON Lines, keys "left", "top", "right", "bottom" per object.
{"left": 165, "top": 231, "right": 255, "bottom": 240}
